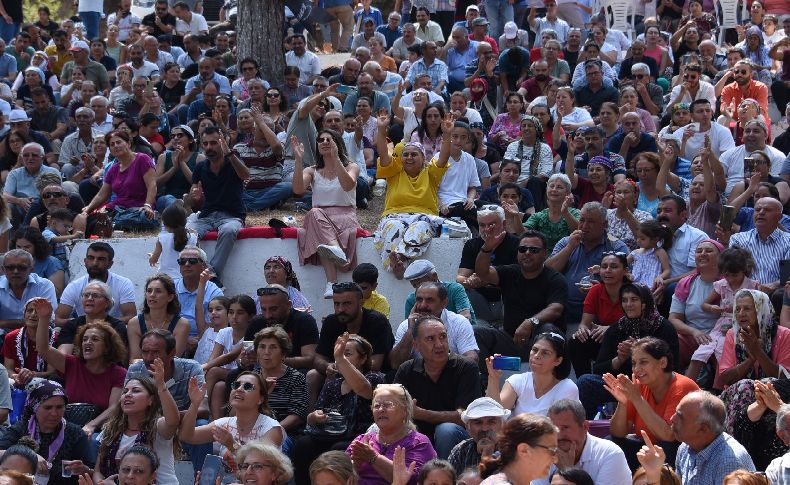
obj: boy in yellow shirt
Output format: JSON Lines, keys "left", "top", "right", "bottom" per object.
{"left": 353, "top": 263, "right": 390, "bottom": 319}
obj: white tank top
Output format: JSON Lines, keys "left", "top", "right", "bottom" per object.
{"left": 313, "top": 168, "right": 356, "bottom": 207}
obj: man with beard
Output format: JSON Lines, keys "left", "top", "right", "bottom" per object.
{"left": 306, "top": 282, "right": 392, "bottom": 407}
{"left": 448, "top": 397, "right": 510, "bottom": 474}
{"left": 59, "top": 107, "right": 99, "bottom": 179}
{"left": 564, "top": 126, "right": 626, "bottom": 182}
{"left": 55, "top": 242, "right": 137, "bottom": 324}
{"left": 0, "top": 249, "right": 57, "bottom": 330}
{"left": 719, "top": 60, "right": 770, "bottom": 127}
{"left": 517, "top": 59, "right": 553, "bottom": 103}
{"left": 531, "top": 399, "right": 631, "bottom": 485}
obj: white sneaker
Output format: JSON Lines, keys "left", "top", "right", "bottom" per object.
{"left": 324, "top": 282, "right": 333, "bottom": 299}
{"left": 317, "top": 244, "right": 349, "bottom": 266}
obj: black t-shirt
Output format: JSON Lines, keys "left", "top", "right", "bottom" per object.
{"left": 315, "top": 309, "right": 394, "bottom": 360}
{"left": 141, "top": 12, "right": 177, "bottom": 38}
{"left": 192, "top": 158, "right": 245, "bottom": 219}
{"left": 156, "top": 79, "right": 186, "bottom": 111}
{"left": 592, "top": 317, "right": 679, "bottom": 376}
{"left": 394, "top": 355, "right": 482, "bottom": 439}
{"left": 56, "top": 315, "right": 128, "bottom": 348}
{"left": 35, "top": 20, "right": 60, "bottom": 39}
{"left": 245, "top": 309, "right": 319, "bottom": 357}
{"left": 495, "top": 265, "right": 567, "bottom": 335}
{"left": 460, "top": 234, "right": 520, "bottom": 269}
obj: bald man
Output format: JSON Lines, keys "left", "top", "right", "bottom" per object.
{"left": 605, "top": 111, "right": 658, "bottom": 165}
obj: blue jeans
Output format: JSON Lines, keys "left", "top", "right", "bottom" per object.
{"left": 241, "top": 182, "right": 293, "bottom": 211}
{"left": 484, "top": 0, "right": 513, "bottom": 39}
{"left": 183, "top": 418, "right": 213, "bottom": 472}
{"left": 156, "top": 194, "right": 180, "bottom": 213}
{"left": 577, "top": 374, "right": 617, "bottom": 419}
{"left": 79, "top": 11, "right": 101, "bottom": 40}
{"left": 187, "top": 212, "right": 243, "bottom": 278}
{"left": 0, "top": 19, "right": 18, "bottom": 43}
{"left": 434, "top": 423, "right": 470, "bottom": 459}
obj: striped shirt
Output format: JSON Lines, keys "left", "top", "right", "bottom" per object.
{"left": 263, "top": 366, "right": 309, "bottom": 422}
{"left": 676, "top": 433, "right": 755, "bottom": 485}
{"left": 729, "top": 228, "right": 790, "bottom": 285}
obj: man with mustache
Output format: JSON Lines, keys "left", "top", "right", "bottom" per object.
{"left": 448, "top": 397, "right": 510, "bottom": 474}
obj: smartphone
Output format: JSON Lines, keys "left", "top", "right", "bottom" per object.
{"left": 145, "top": 79, "right": 154, "bottom": 96}
{"left": 199, "top": 455, "right": 223, "bottom": 485}
{"left": 744, "top": 157, "right": 755, "bottom": 180}
{"left": 688, "top": 122, "right": 700, "bottom": 132}
{"left": 719, "top": 205, "right": 737, "bottom": 232}
{"left": 336, "top": 85, "right": 355, "bottom": 94}
{"left": 492, "top": 355, "right": 521, "bottom": 371}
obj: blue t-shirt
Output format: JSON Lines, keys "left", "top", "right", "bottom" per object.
{"left": 34, "top": 256, "right": 63, "bottom": 279}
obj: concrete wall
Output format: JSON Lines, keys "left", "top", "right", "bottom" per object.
{"left": 68, "top": 236, "right": 468, "bottom": 329}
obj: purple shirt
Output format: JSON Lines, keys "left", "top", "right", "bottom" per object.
{"left": 104, "top": 152, "right": 155, "bottom": 209}
{"left": 346, "top": 429, "right": 436, "bottom": 485}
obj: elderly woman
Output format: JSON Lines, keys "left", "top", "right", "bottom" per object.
{"left": 55, "top": 280, "right": 129, "bottom": 354}
{"left": 293, "top": 333, "right": 385, "bottom": 485}
{"left": 15, "top": 67, "right": 56, "bottom": 110}
{"left": 668, "top": 239, "right": 724, "bottom": 372}
{"left": 502, "top": 115, "right": 553, "bottom": 187}
{"left": 346, "top": 384, "right": 437, "bottom": 485}
{"left": 718, "top": 290, "right": 790, "bottom": 469}
{"left": 658, "top": 103, "right": 692, "bottom": 139}
{"left": 82, "top": 130, "right": 159, "bottom": 231}
{"left": 576, "top": 284, "right": 679, "bottom": 418}
{"left": 478, "top": 414, "right": 558, "bottom": 484}
{"left": 605, "top": 180, "right": 653, "bottom": 251}
{"left": 489, "top": 93, "right": 527, "bottom": 153}
{"left": 570, "top": 253, "right": 631, "bottom": 376}
{"left": 234, "top": 442, "right": 293, "bottom": 485}
{"left": 619, "top": 87, "right": 657, "bottom": 136}
{"left": 741, "top": 27, "right": 773, "bottom": 85}
{"left": 730, "top": 98, "right": 772, "bottom": 146}
{"left": 597, "top": 102, "right": 621, "bottom": 142}
{"left": 0, "top": 379, "right": 93, "bottom": 485}
{"left": 728, "top": 150, "right": 790, "bottom": 207}
{"left": 260, "top": 256, "right": 312, "bottom": 313}
{"left": 33, "top": 298, "right": 127, "bottom": 436}
{"left": 12, "top": 227, "right": 65, "bottom": 297}
{"left": 605, "top": 337, "right": 699, "bottom": 470}
{"left": 373, "top": 111, "right": 451, "bottom": 279}
{"left": 292, "top": 129, "right": 361, "bottom": 299}
{"left": 564, "top": 150, "right": 614, "bottom": 206}
{"left": 3, "top": 298, "right": 56, "bottom": 387}
{"left": 658, "top": 149, "right": 720, "bottom": 237}
{"left": 520, "top": 174, "right": 579, "bottom": 252}
{"left": 553, "top": 87, "right": 594, "bottom": 132}
{"left": 127, "top": 274, "right": 190, "bottom": 362}
{"left": 155, "top": 124, "right": 203, "bottom": 212}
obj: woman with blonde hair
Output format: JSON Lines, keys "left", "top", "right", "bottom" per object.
{"left": 235, "top": 441, "right": 294, "bottom": 485}
{"left": 309, "top": 451, "right": 358, "bottom": 485}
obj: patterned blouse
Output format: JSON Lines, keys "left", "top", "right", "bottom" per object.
{"left": 488, "top": 113, "right": 524, "bottom": 151}
{"left": 315, "top": 371, "right": 386, "bottom": 435}
{"left": 607, "top": 208, "right": 654, "bottom": 251}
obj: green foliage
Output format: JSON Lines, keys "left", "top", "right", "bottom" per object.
{"left": 23, "top": 0, "right": 71, "bottom": 23}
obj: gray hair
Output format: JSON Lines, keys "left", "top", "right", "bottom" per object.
{"left": 179, "top": 245, "right": 208, "bottom": 262}
{"left": 478, "top": 204, "right": 505, "bottom": 221}
{"left": 541, "top": 28, "right": 557, "bottom": 39}
{"left": 544, "top": 39, "right": 562, "bottom": 50}
{"left": 362, "top": 60, "right": 381, "bottom": 74}
{"left": 90, "top": 95, "right": 109, "bottom": 106}
{"left": 21, "top": 142, "right": 45, "bottom": 157}
{"left": 777, "top": 404, "right": 790, "bottom": 431}
{"left": 247, "top": 78, "right": 266, "bottom": 89}
{"left": 75, "top": 107, "right": 95, "bottom": 118}
{"left": 2, "top": 249, "right": 34, "bottom": 267}
{"left": 631, "top": 62, "right": 650, "bottom": 74}
{"left": 689, "top": 390, "right": 725, "bottom": 435}
{"left": 84, "top": 279, "right": 115, "bottom": 308}
{"left": 581, "top": 201, "right": 607, "bottom": 221}
{"left": 452, "top": 25, "right": 469, "bottom": 36}
{"left": 547, "top": 173, "right": 572, "bottom": 193}
{"left": 548, "top": 399, "right": 586, "bottom": 425}
{"left": 354, "top": 46, "right": 370, "bottom": 56}
{"left": 235, "top": 442, "right": 293, "bottom": 485}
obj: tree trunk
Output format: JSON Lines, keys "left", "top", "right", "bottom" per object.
{"left": 238, "top": 0, "right": 285, "bottom": 86}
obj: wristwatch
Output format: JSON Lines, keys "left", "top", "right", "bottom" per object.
{"left": 528, "top": 317, "right": 540, "bottom": 328}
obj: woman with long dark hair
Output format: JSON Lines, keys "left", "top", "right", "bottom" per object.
{"left": 411, "top": 102, "right": 446, "bottom": 162}
{"left": 12, "top": 227, "right": 64, "bottom": 296}
{"left": 262, "top": 87, "right": 289, "bottom": 133}
{"left": 127, "top": 274, "right": 190, "bottom": 362}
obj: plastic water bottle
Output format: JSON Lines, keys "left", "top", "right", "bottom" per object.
{"left": 10, "top": 388, "right": 25, "bottom": 424}
{"left": 593, "top": 405, "right": 605, "bottom": 421}
{"left": 372, "top": 179, "right": 387, "bottom": 197}
{"left": 440, "top": 224, "right": 450, "bottom": 238}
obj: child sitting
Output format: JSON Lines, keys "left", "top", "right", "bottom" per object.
{"left": 352, "top": 262, "right": 390, "bottom": 319}
{"left": 41, "top": 208, "right": 83, "bottom": 269}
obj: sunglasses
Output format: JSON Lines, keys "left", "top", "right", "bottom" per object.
{"left": 257, "top": 287, "right": 288, "bottom": 296}
{"left": 735, "top": 69, "right": 750, "bottom": 75}
{"left": 518, "top": 246, "right": 543, "bottom": 254}
{"left": 42, "top": 192, "right": 66, "bottom": 199}
{"left": 230, "top": 381, "right": 256, "bottom": 392}
{"left": 266, "top": 92, "right": 280, "bottom": 98}
{"left": 177, "top": 257, "right": 203, "bottom": 266}
{"left": 318, "top": 137, "right": 333, "bottom": 143}
{"left": 538, "top": 331, "right": 566, "bottom": 342}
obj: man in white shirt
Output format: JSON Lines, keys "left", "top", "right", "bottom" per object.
{"left": 528, "top": 0, "right": 570, "bottom": 47}
{"left": 668, "top": 63, "right": 716, "bottom": 107}
{"left": 532, "top": 399, "right": 631, "bottom": 485}
{"left": 89, "top": 95, "right": 114, "bottom": 134}
{"left": 766, "top": 404, "right": 790, "bottom": 484}
{"left": 285, "top": 33, "right": 321, "bottom": 85}
{"left": 173, "top": 1, "right": 208, "bottom": 36}
{"left": 106, "top": 0, "right": 141, "bottom": 42}
{"left": 124, "top": 43, "right": 160, "bottom": 82}
{"left": 414, "top": 7, "right": 445, "bottom": 45}
{"left": 677, "top": 99, "right": 736, "bottom": 160}
{"left": 657, "top": 195, "right": 708, "bottom": 283}
{"left": 717, "top": 119, "right": 786, "bottom": 197}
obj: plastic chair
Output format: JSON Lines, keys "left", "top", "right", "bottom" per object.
{"left": 715, "top": 0, "right": 744, "bottom": 46}
{"left": 603, "top": 0, "right": 635, "bottom": 41}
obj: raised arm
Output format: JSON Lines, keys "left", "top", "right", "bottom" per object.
{"left": 179, "top": 376, "right": 216, "bottom": 444}
{"left": 474, "top": 230, "right": 506, "bottom": 285}
{"left": 290, "top": 136, "right": 313, "bottom": 196}
{"left": 151, "top": 358, "right": 180, "bottom": 439}
{"left": 435, "top": 112, "right": 456, "bottom": 169}
{"left": 32, "top": 298, "right": 65, "bottom": 373}
{"left": 375, "top": 109, "right": 393, "bottom": 167}
{"left": 334, "top": 333, "right": 373, "bottom": 399}
{"left": 564, "top": 137, "right": 579, "bottom": 189}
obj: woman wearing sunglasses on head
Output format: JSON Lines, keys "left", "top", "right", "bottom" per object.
{"left": 180, "top": 372, "right": 284, "bottom": 475}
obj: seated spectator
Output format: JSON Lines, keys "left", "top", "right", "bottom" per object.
{"left": 4, "top": 295, "right": 58, "bottom": 386}
{"left": 353, "top": 263, "right": 390, "bottom": 318}
{"left": 0, "top": 249, "right": 58, "bottom": 328}
{"left": 15, "top": 67, "right": 56, "bottom": 111}
{"left": 503, "top": 115, "right": 553, "bottom": 187}
{"left": 127, "top": 274, "right": 190, "bottom": 363}
{"left": 741, "top": 27, "right": 773, "bottom": 85}
{"left": 766, "top": 404, "right": 790, "bottom": 483}
{"left": 619, "top": 44, "right": 659, "bottom": 83}
{"left": 55, "top": 280, "right": 129, "bottom": 357}
{"left": 236, "top": 442, "right": 294, "bottom": 485}
{"left": 517, "top": 60, "right": 554, "bottom": 104}
{"left": 521, "top": 174, "right": 579, "bottom": 252}
{"left": 630, "top": 152, "right": 664, "bottom": 217}
{"left": 730, "top": 98, "right": 770, "bottom": 147}
{"left": 181, "top": 371, "right": 284, "bottom": 473}
{"left": 564, "top": 150, "right": 615, "bottom": 206}
{"left": 570, "top": 42, "right": 617, "bottom": 90}
{"left": 569, "top": 252, "right": 630, "bottom": 377}
{"left": 293, "top": 334, "right": 385, "bottom": 484}
{"left": 659, "top": 103, "right": 693, "bottom": 141}
{"left": 25, "top": 172, "right": 87, "bottom": 236}
{"left": 477, "top": 414, "right": 558, "bottom": 484}
{"left": 478, "top": 162, "right": 536, "bottom": 216}
{"left": 573, "top": 60, "right": 618, "bottom": 118}
{"left": 607, "top": 114, "right": 658, "bottom": 170}
{"left": 619, "top": 87, "right": 657, "bottom": 136}
{"left": 0, "top": 131, "right": 29, "bottom": 185}
{"left": 553, "top": 87, "right": 594, "bottom": 132}
{"left": 566, "top": 125, "right": 626, "bottom": 182}
{"left": 372, "top": 111, "right": 450, "bottom": 278}
{"left": 448, "top": 397, "right": 509, "bottom": 474}
{"left": 154, "top": 125, "right": 203, "bottom": 212}
{"left": 0, "top": 379, "right": 94, "bottom": 483}
{"left": 11, "top": 227, "right": 65, "bottom": 298}
{"left": 489, "top": 93, "right": 527, "bottom": 154}
{"left": 3, "top": 141, "right": 60, "bottom": 225}
{"left": 660, "top": 152, "right": 720, "bottom": 238}
{"left": 260, "top": 256, "right": 311, "bottom": 313}
{"left": 730, "top": 181, "right": 790, "bottom": 233}
{"left": 606, "top": 337, "right": 699, "bottom": 470}
{"left": 486, "top": 330, "right": 577, "bottom": 416}
{"left": 576, "top": 284, "right": 679, "bottom": 419}
{"left": 436, "top": 121, "right": 480, "bottom": 233}
{"left": 668, "top": 63, "right": 717, "bottom": 108}
{"left": 0, "top": 443, "right": 38, "bottom": 477}
{"left": 718, "top": 119, "right": 785, "bottom": 199}
{"left": 729, "top": 151, "right": 790, "bottom": 208}
{"left": 94, "top": 368, "right": 179, "bottom": 485}
{"left": 33, "top": 298, "right": 126, "bottom": 437}
{"left": 677, "top": 100, "right": 735, "bottom": 162}
{"left": 606, "top": 180, "right": 653, "bottom": 251}
{"left": 27, "top": 87, "right": 67, "bottom": 144}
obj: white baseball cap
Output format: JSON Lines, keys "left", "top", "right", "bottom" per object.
{"left": 461, "top": 397, "right": 511, "bottom": 423}
{"left": 504, "top": 21, "right": 518, "bottom": 39}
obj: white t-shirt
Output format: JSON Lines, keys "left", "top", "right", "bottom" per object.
{"left": 285, "top": 51, "right": 321, "bottom": 83}
{"left": 669, "top": 81, "right": 717, "bottom": 108}
{"left": 60, "top": 272, "right": 136, "bottom": 318}
{"left": 215, "top": 327, "right": 243, "bottom": 369}
{"left": 503, "top": 141, "right": 554, "bottom": 184}
{"left": 718, "top": 144, "right": 787, "bottom": 196}
{"left": 533, "top": 433, "right": 632, "bottom": 485}
{"left": 394, "top": 309, "right": 479, "bottom": 359}
{"left": 212, "top": 414, "right": 284, "bottom": 457}
{"left": 675, "top": 122, "right": 736, "bottom": 160}
{"left": 505, "top": 372, "right": 579, "bottom": 416}
{"left": 125, "top": 61, "right": 160, "bottom": 79}
{"left": 342, "top": 131, "right": 366, "bottom": 168}
{"left": 550, "top": 106, "right": 593, "bottom": 126}
{"left": 157, "top": 230, "right": 199, "bottom": 280}
{"left": 436, "top": 151, "right": 480, "bottom": 205}
{"left": 175, "top": 13, "right": 209, "bottom": 36}
{"left": 195, "top": 327, "right": 220, "bottom": 365}
{"left": 103, "top": 430, "right": 177, "bottom": 485}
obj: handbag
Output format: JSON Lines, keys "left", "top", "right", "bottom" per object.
{"left": 111, "top": 206, "right": 161, "bottom": 232}
{"left": 65, "top": 403, "right": 102, "bottom": 426}
{"left": 304, "top": 395, "right": 358, "bottom": 442}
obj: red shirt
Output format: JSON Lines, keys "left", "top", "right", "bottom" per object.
{"left": 582, "top": 283, "right": 625, "bottom": 326}
{"left": 63, "top": 353, "right": 127, "bottom": 410}
{"left": 574, "top": 177, "right": 614, "bottom": 206}
{"left": 2, "top": 328, "right": 40, "bottom": 372}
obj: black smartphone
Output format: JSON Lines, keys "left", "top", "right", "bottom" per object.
{"left": 199, "top": 454, "right": 223, "bottom": 485}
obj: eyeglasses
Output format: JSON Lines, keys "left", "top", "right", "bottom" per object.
{"left": 634, "top": 74, "right": 647, "bottom": 79}
{"left": 532, "top": 444, "right": 559, "bottom": 456}
{"left": 239, "top": 463, "right": 272, "bottom": 472}
{"left": 82, "top": 292, "right": 106, "bottom": 300}
{"left": 518, "top": 246, "right": 543, "bottom": 254}
{"left": 21, "top": 153, "right": 42, "bottom": 158}
{"left": 42, "top": 192, "right": 67, "bottom": 199}
{"left": 4, "top": 265, "right": 29, "bottom": 272}
{"left": 230, "top": 381, "right": 256, "bottom": 392}
{"left": 266, "top": 92, "right": 280, "bottom": 98}
{"left": 257, "top": 286, "right": 288, "bottom": 296}
{"left": 372, "top": 401, "right": 398, "bottom": 411}
{"left": 177, "top": 257, "right": 203, "bottom": 266}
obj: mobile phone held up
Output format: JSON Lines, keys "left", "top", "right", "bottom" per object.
{"left": 492, "top": 355, "right": 521, "bottom": 371}
{"left": 199, "top": 454, "right": 223, "bottom": 485}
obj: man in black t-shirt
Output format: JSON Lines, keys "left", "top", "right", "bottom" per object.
{"left": 245, "top": 284, "right": 319, "bottom": 370}
{"left": 142, "top": 0, "right": 177, "bottom": 38}
{"left": 306, "top": 282, "right": 393, "bottom": 408}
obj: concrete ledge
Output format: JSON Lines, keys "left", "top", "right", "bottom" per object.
{"left": 68, "top": 236, "right": 468, "bottom": 329}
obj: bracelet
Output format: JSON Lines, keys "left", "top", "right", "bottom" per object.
{"left": 143, "top": 203, "right": 152, "bottom": 209}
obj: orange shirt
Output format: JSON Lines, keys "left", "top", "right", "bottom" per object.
{"left": 720, "top": 79, "right": 770, "bottom": 125}
{"left": 626, "top": 372, "right": 699, "bottom": 443}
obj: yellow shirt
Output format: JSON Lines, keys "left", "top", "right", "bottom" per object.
{"left": 363, "top": 291, "right": 390, "bottom": 319}
{"left": 44, "top": 45, "right": 73, "bottom": 79}
{"left": 378, "top": 142, "right": 449, "bottom": 216}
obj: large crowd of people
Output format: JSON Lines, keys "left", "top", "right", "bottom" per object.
{"left": 0, "top": 0, "right": 787, "bottom": 484}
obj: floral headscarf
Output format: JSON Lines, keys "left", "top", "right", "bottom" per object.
{"left": 265, "top": 256, "right": 301, "bottom": 291}
{"left": 731, "top": 289, "right": 776, "bottom": 378}
{"left": 617, "top": 284, "right": 663, "bottom": 338}
{"left": 23, "top": 378, "right": 67, "bottom": 462}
